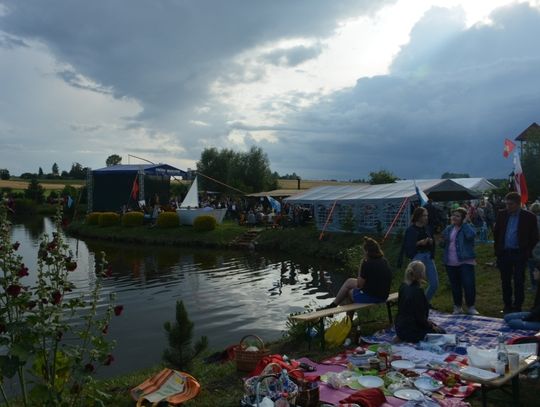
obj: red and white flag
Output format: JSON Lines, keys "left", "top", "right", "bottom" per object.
{"left": 513, "top": 153, "right": 528, "bottom": 205}
{"left": 503, "top": 138, "right": 516, "bottom": 158}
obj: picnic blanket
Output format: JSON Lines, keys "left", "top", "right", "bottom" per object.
{"left": 297, "top": 357, "right": 405, "bottom": 407}
{"left": 361, "top": 311, "right": 538, "bottom": 348}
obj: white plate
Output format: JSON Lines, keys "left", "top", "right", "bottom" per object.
{"left": 393, "top": 388, "right": 424, "bottom": 400}
{"left": 358, "top": 375, "right": 384, "bottom": 388}
{"left": 414, "top": 376, "right": 443, "bottom": 392}
{"left": 460, "top": 366, "right": 499, "bottom": 381}
{"left": 391, "top": 359, "right": 415, "bottom": 370}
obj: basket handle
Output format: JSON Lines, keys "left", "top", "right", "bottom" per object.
{"left": 239, "top": 334, "right": 265, "bottom": 350}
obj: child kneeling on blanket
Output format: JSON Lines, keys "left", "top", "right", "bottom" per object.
{"left": 394, "top": 261, "right": 445, "bottom": 343}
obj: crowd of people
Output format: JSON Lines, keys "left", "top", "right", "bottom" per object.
{"left": 324, "top": 192, "right": 540, "bottom": 343}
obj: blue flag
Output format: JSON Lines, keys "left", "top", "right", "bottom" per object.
{"left": 267, "top": 196, "right": 281, "bottom": 214}
{"left": 414, "top": 181, "right": 428, "bottom": 207}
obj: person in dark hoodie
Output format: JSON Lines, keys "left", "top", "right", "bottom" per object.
{"left": 403, "top": 206, "right": 439, "bottom": 308}
{"left": 395, "top": 260, "right": 445, "bottom": 343}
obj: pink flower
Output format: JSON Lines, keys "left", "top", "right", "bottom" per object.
{"left": 18, "top": 265, "right": 29, "bottom": 277}
{"left": 52, "top": 290, "right": 62, "bottom": 305}
{"left": 6, "top": 285, "right": 21, "bottom": 297}
{"left": 114, "top": 305, "right": 124, "bottom": 316}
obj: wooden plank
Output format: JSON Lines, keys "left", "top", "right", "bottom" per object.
{"left": 290, "top": 292, "right": 398, "bottom": 322}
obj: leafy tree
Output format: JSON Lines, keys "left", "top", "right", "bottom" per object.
{"left": 441, "top": 172, "right": 470, "bottom": 179}
{"left": 52, "top": 162, "right": 59, "bottom": 176}
{"left": 24, "top": 177, "right": 45, "bottom": 203}
{"left": 521, "top": 126, "right": 540, "bottom": 202}
{"left": 163, "top": 300, "right": 207, "bottom": 370}
{"left": 69, "top": 163, "right": 88, "bottom": 180}
{"left": 196, "top": 146, "right": 277, "bottom": 193}
{"left": 0, "top": 169, "right": 9, "bottom": 180}
{"left": 61, "top": 170, "right": 69, "bottom": 178}
{"left": 38, "top": 167, "right": 44, "bottom": 177}
{"left": 368, "top": 169, "right": 398, "bottom": 185}
{"left": 105, "top": 154, "right": 122, "bottom": 167}
{"left": 20, "top": 172, "right": 35, "bottom": 180}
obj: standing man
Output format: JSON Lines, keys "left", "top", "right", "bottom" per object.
{"left": 494, "top": 192, "right": 539, "bottom": 313}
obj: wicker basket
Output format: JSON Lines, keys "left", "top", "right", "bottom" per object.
{"left": 234, "top": 335, "right": 271, "bottom": 372}
{"left": 242, "top": 363, "right": 298, "bottom": 406}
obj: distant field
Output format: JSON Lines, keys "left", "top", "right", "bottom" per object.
{"left": 0, "top": 179, "right": 84, "bottom": 190}
{"left": 277, "top": 178, "right": 362, "bottom": 189}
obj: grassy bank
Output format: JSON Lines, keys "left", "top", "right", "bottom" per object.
{"left": 52, "top": 222, "right": 540, "bottom": 406}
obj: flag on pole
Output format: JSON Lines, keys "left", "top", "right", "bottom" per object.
{"left": 130, "top": 175, "right": 139, "bottom": 200}
{"left": 67, "top": 195, "right": 74, "bottom": 208}
{"left": 414, "top": 180, "right": 428, "bottom": 207}
{"left": 503, "top": 138, "right": 516, "bottom": 158}
{"left": 513, "top": 153, "right": 528, "bottom": 205}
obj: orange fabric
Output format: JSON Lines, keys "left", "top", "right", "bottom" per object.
{"left": 130, "top": 368, "right": 201, "bottom": 406}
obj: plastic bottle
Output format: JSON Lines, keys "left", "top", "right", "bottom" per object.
{"left": 497, "top": 333, "right": 509, "bottom": 373}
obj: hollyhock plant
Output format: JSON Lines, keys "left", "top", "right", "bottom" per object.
{"left": 0, "top": 205, "right": 119, "bottom": 406}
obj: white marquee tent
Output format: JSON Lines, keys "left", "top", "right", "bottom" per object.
{"left": 284, "top": 179, "right": 479, "bottom": 234}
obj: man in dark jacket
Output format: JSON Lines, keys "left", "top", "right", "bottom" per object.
{"left": 493, "top": 192, "right": 539, "bottom": 313}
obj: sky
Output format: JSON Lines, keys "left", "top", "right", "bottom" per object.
{"left": 1, "top": 0, "right": 539, "bottom": 181}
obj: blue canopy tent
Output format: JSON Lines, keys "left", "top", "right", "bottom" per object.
{"left": 88, "top": 164, "right": 187, "bottom": 212}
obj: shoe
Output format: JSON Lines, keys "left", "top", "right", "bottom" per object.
{"left": 453, "top": 306, "right": 463, "bottom": 315}
{"left": 466, "top": 306, "right": 480, "bottom": 315}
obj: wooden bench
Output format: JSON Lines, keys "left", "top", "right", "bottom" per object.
{"left": 290, "top": 292, "right": 399, "bottom": 350}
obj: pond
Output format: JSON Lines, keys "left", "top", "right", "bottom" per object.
{"left": 8, "top": 216, "right": 348, "bottom": 378}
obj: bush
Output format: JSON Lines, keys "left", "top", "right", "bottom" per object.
{"left": 98, "top": 212, "right": 120, "bottom": 227}
{"left": 86, "top": 212, "right": 102, "bottom": 225}
{"left": 193, "top": 215, "right": 217, "bottom": 231}
{"left": 122, "top": 211, "right": 144, "bottom": 227}
{"left": 156, "top": 211, "right": 179, "bottom": 228}
{"left": 12, "top": 198, "right": 37, "bottom": 215}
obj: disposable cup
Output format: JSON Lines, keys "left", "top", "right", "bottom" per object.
{"left": 508, "top": 352, "right": 520, "bottom": 372}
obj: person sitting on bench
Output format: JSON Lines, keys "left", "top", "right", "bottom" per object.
{"left": 322, "top": 237, "right": 392, "bottom": 310}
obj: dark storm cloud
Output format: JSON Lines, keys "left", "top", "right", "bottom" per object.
{"left": 0, "top": 0, "right": 393, "bottom": 121}
{"left": 260, "top": 43, "right": 325, "bottom": 67}
{"left": 260, "top": 3, "right": 540, "bottom": 180}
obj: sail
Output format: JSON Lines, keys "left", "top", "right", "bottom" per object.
{"left": 180, "top": 177, "right": 199, "bottom": 208}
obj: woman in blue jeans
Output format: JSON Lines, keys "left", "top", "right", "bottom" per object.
{"left": 440, "top": 207, "right": 479, "bottom": 315}
{"left": 505, "top": 267, "right": 540, "bottom": 330}
{"left": 403, "top": 207, "right": 438, "bottom": 307}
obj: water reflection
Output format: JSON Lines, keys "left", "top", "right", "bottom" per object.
{"left": 9, "top": 217, "right": 345, "bottom": 378}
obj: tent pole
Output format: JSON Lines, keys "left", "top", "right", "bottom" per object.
{"left": 319, "top": 200, "right": 338, "bottom": 240}
{"left": 382, "top": 197, "right": 409, "bottom": 244}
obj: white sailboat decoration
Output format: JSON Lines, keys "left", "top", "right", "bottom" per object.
{"left": 176, "top": 176, "right": 228, "bottom": 225}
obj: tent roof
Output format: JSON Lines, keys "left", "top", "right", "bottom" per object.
{"left": 93, "top": 164, "right": 186, "bottom": 177}
{"left": 285, "top": 179, "right": 479, "bottom": 204}
{"left": 247, "top": 189, "right": 306, "bottom": 198}
{"left": 450, "top": 178, "right": 496, "bottom": 192}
